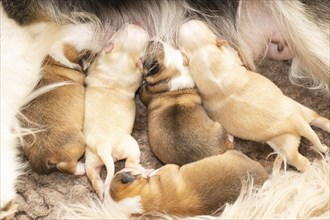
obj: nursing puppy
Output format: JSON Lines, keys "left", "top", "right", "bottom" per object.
{"left": 110, "top": 150, "right": 268, "bottom": 217}
{"left": 84, "top": 23, "right": 149, "bottom": 200}
{"left": 178, "top": 20, "right": 330, "bottom": 172}
{"left": 19, "top": 43, "right": 96, "bottom": 175}
{"left": 140, "top": 40, "right": 232, "bottom": 165}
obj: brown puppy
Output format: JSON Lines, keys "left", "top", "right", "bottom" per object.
{"left": 140, "top": 40, "right": 232, "bottom": 165}
{"left": 110, "top": 150, "right": 268, "bottom": 217}
{"left": 20, "top": 43, "right": 95, "bottom": 175}
{"left": 177, "top": 20, "right": 330, "bottom": 172}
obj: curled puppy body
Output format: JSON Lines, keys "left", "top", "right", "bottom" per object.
{"left": 140, "top": 40, "right": 232, "bottom": 165}
{"left": 19, "top": 41, "right": 96, "bottom": 175}
{"left": 178, "top": 20, "right": 330, "bottom": 172}
{"left": 84, "top": 23, "right": 149, "bottom": 200}
{"left": 110, "top": 150, "right": 268, "bottom": 217}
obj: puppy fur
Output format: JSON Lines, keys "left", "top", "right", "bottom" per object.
{"left": 178, "top": 20, "right": 330, "bottom": 172}
{"left": 19, "top": 43, "right": 96, "bottom": 175}
{"left": 140, "top": 40, "right": 232, "bottom": 165}
{"left": 110, "top": 150, "right": 268, "bottom": 217}
{"left": 84, "top": 23, "right": 149, "bottom": 200}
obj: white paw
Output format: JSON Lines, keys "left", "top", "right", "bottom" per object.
{"left": 74, "top": 162, "right": 86, "bottom": 175}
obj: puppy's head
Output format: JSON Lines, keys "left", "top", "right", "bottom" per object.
{"left": 110, "top": 168, "right": 155, "bottom": 202}
{"left": 47, "top": 43, "right": 97, "bottom": 74}
{"left": 104, "top": 23, "right": 149, "bottom": 68}
{"left": 142, "top": 40, "right": 194, "bottom": 93}
{"left": 178, "top": 20, "right": 217, "bottom": 55}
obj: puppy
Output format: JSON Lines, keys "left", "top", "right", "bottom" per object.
{"left": 19, "top": 43, "right": 96, "bottom": 175}
{"left": 178, "top": 20, "right": 330, "bottom": 172}
{"left": 140, "top": 40, "right": 232, "bottom": 165}
{"left": 84, "top": 23, "right": 149, "bottom": 199}
{"left": 110, "top": 150, "right": 268, "bottom": 217}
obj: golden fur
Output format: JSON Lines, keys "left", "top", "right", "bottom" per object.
{"left": 19, "top": 43, "right": 95, "bottom": 175}
{"left": 140, "top": 40, "right": 232, "bottom": 165}
{"left": 178, "top": 20, "right": 330, "bottom": 172}
{"left": 110, "top": 150, "right": 268, "bottom": 217}
{"left": 84, "top": 23, "right": 149, "bottom": 200}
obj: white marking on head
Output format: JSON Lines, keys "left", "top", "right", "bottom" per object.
{"left": 162, "top": 42, "right": 195, "bottom": 91}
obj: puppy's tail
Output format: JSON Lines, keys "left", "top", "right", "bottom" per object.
{"left": 261, "top": 0, "right": 330, "bottom": 93}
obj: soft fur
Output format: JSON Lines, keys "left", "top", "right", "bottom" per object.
{"left": 177, "top": 20, "right": 330, "bottom": 172}
{"left": 0, "top": 4, "right": 60, "bottom": 217}
{"left": 19, "top": 43, "right": 96, "bottom": 175}
{"left": 140, "top": 40, "right": 232, "bottom": 165}
{"left": 84, "top": 23, "right": 149, "bottom": 200}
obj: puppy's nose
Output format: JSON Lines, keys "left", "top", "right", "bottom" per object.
{"left": 120, "top": 172, "right": 136, "bottom": 184}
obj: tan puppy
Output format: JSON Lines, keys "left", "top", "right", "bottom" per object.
{"left": 84, "top": 23, "right": 149, "bottom": 199}
{"left": 110, "top": 150, "right": 268, "bottom": 217}
{"left": 20, "top": 43, "right": 95, "bottom": 175}
{"left": 140, "top": 40, "right": 232, "bottom": 165}
{"left": 177, "top": 20, "right": 330, "bottom": 172}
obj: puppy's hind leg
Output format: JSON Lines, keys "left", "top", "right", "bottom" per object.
{"left": 310, "top": 116, "right": 330, "bottom": 133}
{"left": 85, "top": 148, "right": 105, "bottom": 200}
{"left": 56, "top": 161, "right": 85, "bottom": 175}
{"left": 120, "top": 135, "right": 143, "bottom": 172}
{"left": 267, "top": 134, "right": 310, "bottom": 172}
{"left": 296, "top": 118, "right": 328, "bottom": 153}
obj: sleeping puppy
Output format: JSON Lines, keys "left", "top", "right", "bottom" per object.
{"left": 178, "top": 20, "right": 330, "bottom": 172}
{"left": 140, "top": 40, "right": 233, "bottom": 165}
{"left": 84, "top": 23, "right": 149, "bottom": 200}
{"left": 20, "top": 43, "right": 96, "bottom": 175}
{"left": 110, "top": 150, "right": 268, "bottom": 217}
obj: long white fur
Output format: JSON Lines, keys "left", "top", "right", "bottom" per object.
{"left": 56, "top": 155, "right": 329, "bottom": 219}
{"left": 260, "top": 1, "right": 329, "bottom": 92}
{"left": 0, "top": 5, "right": 60, "bottom": 210}
{"left": 0, "top": 4, "right": 105, "bottom": 215}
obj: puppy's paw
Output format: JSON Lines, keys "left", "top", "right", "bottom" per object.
{"left": 74, "top": 162, "right": 86, "bottom": 176}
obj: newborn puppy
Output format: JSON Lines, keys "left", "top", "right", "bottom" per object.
{"left": 20, "top": 43, "right": 95, "bottom": 175}
{"left": 111, "top": 150, "right": 268, "bottom": 217}
{"left": 84, "top": 23, "right": 149, "bottom": 199}
{"left": 140, "top": 40, "right": 232, "bottom": 165}
{"left": 178, "top": 20, "right": 330, "bottom": 172}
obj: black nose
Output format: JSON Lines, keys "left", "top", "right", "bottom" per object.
{"left": 120, "top": 172, "right": 136, "bottom": 184}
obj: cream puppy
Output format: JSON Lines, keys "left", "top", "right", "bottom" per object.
{"left": 110, "top": 150, "right": 268, "bottom": 217}
{"left": 140, "top": 40, "right": 232, "bottom": 165}
{"left": 177, "top": 20, "right": 330, "bottom": 172}
{"left": 84, "top": 23, "right": 149, "bottom": 199}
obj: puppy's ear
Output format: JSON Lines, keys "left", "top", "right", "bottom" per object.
{"left": 78, "top": 50, "right": 96, "bottom": 72}
{"left": 104, "top": 42, "right": 114, "bottom": 54}
{"left": 216, "top": 39, "right": 228, "bottom": 47}
{"left": 181, "top": 52, "right": 189, "bottom": 66}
